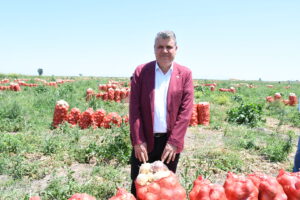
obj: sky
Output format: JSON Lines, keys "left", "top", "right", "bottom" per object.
{"left": 0, "top": 0, "right": 299, "bottom": 81}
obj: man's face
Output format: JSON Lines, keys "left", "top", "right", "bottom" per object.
{"left": 154, "top": 38, "right": 177, "bottom": 68}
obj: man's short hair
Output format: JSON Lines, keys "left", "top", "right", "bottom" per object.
{"left": 154, "top": 30, "right": 177, "bottom": 46}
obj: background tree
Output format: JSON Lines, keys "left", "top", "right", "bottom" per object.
{"left": 37, "top": 68, "right": 43, "bottom": 76}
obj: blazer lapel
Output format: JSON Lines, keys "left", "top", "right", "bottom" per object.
{"left": 148, "top": 62, "right": 155, "bottom": 125}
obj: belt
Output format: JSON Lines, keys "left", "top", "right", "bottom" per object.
{"left": 154, "top": 133, "right": 167, "bottom": 138}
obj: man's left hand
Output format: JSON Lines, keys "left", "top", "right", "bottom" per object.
{"left": 161, "top": 143, "right": 177, "bottom": 164}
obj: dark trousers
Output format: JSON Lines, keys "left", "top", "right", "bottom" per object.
{"left": 293, "top": 137, "right": 300, "bottom": 172}
{"left": 130, "top": 134, "right": 180, "bottom": 196}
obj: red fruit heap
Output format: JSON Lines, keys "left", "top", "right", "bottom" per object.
{"left": 52, "top": 100, "right": 69, "bottom": 128}
{"left": 135, "top": 161, "right": 186, "bottom": 200}
{"left": 189, "top": 176, "right": 227, "bottom": 200}
{"left": 78, "top": 108, "right": 95, "bottom": 129}
{"left": 109, "top": 188, "right": 136, "bottom": 200}
{"left": 67, "top": 108, "right": 81, "bottom": 126}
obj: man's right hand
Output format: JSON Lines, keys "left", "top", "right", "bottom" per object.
{"left": 134, "top": 143, "right": 148, "bottom": 163}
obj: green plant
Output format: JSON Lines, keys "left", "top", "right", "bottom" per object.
{"left": 214, "top": 95, "right": 230, "bottom": 105}
{"left": 227, "top": 102, "right": 264, "bottom": 127}
{"left": 290, "top": 112, "right": 300, "bottom": 127}
{"left": 0, "top": 101, "right": 27, "bottom": 132}
{"left": 100, "top": 124, "right": 131, "bottom": 165}
{"left": 262, "top": 132, "right": 293, "bottom": 162}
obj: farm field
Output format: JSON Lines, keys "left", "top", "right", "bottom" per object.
{"left": 1, "top": 73, "right": 300, "bottom": 199}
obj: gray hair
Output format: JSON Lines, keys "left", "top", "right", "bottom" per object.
{"left": 154, "top": 30, "right": 177, "bottom": 46}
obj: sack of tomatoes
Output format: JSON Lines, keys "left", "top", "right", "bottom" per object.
{"left": 109, "top": 188, "right": 136, "bottom": 200}
{"left": 189, "top": 176, "right": 227, "bottom": 200}
{"left": 248, "top": 172, "right": 287, "bottom": 200}
{"left": 224, "top": 172, "right": 258, "bottom": 200}
{"left": 135, "top": 161, "right": 186, "bottom": 200}
{"left": 277, "top": 169, "right": 300, "bottom": 200}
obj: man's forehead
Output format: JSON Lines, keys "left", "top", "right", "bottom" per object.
{"left": 155, "top": 38, "right": 176, "bottom": 46}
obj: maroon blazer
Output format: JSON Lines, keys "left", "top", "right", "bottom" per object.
{"left": 129, "top": 61, "right": 194, "bottom": 153}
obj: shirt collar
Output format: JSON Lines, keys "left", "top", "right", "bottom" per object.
{"left": 155, "top": 62, "right": 173, "bottom": 74}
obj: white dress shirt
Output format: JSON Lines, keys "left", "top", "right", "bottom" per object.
{"left": 153, "top": 62, "right": 173, "bottom": 133}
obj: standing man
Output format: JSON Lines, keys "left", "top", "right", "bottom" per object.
{"left": 129, "top": 30, "right": 194, "bottom": 196}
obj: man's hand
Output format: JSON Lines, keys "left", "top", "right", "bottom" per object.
{"left": 161, "top": 143, "right": 177, "bottom": 164}
{"left": 134, "top": 143, "right": 148, "bottom": 163}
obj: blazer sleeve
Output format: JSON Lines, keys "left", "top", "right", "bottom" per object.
{"left": 129, "top": 66, "right": 146, "bottom": 146}
{"left": 167, "top": 70, "right": 194, "bottom": 153}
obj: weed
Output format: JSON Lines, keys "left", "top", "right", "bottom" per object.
{"left": 227, "top": 102, "right": 265, "bottom": 127}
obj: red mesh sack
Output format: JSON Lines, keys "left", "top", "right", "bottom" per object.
{"left": 289, "top": 93, "right": 298, "bottom": 106}
{"left": 29, "top": 196, "right": 41, "bottom": 200}
{"left": 248, "top": 173, "right": 287, "bottom": 200}
{"left": 203, "top": 83, "right": 217, "bottom": 87}
{"left": 274, "top": 93, "right": 282, "bottom": 100}
{"left": 10, "top": 83, "right": 21, "bottom": 91}
{"left": 197, "top": 102, "right": 210, "bottom": 126}
{"left": 229, "top": 87, "right": 236, "bottom": 93}
{"left": 67, "top": 107, "right": 81, "bottom": 126}
{"left": 99, "top": 84, "right": 108, "bottom": 91}
{"left": 189, "top": 104, "right": 198, "bottom": 126}
{"left": 109, "top": 188, "right": 136, "bottom": 200}
{"left": 122, "top": 114, "right": 129, "bottom": 125}
{"left": 219, "top": 88, "right": 230, "bottom": 92}
{"left": 120, "top": 88, "right": 127, "bottom": 100}
{"left": 224, "top": 172, "right": 259, "bottom": 200}
{"left": 86, "top": 88, "right": 94, "bottom": 101}
{"left": 96, "top": 92, "right": 103, "bottom": 99}
{"left": 282, "top": 99, "right": 290, "bottom": 105}
{"left": 108, "top": 88, "right": 115, "bottom": 101}
{"left": 267, "top": 85, "right": 274, "bottom": 88}
{"left": 189, "top": 176, "right": 227, "bottom": 200}
{"left": 78, "top": 108, "right": 95, "bottom": 129}
{"left": 68, "top": 193, "right": 96, "bottom": 200}
{"left": 277, "top": 169, "right": 300, "bottom": 200}
{"left": 0, "top": 78, "right": 9, "bottom": 84}
{"left": 100, "top": 112, "right": 122, "bottom": 128}
{"left": 102, "top": 92, "right": 108, "bottom": 101}
{"left": 109, "top": 112, "right": 122, "bottom": 127}
{"left": 114, "top": 88, "right": 121, "bottom": 102}
{"left": 266, "top": 96, "right": 274, "bottom": 103}
{"left": 52, "top": 100, "right": 69, "bottom": 128}
{"left": 135, "top": 161, "right": 186, "bottom": 200}
{"left": 210, "top": 86, "right": 215, "bottom": 91}
{"left": 93, "top": 109, "right": 106, "bottom": 127}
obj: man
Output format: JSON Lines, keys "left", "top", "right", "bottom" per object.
{"left": 129, "top": 30, "right": 194, "bottom": 196}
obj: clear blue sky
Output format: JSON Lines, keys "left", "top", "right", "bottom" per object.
{"left": 0, "top": 0, "right": 299, "bottom": 81}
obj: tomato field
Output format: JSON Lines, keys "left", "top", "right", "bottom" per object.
{"left": 1, "top": 74, "right": 300, "bottom": 199}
